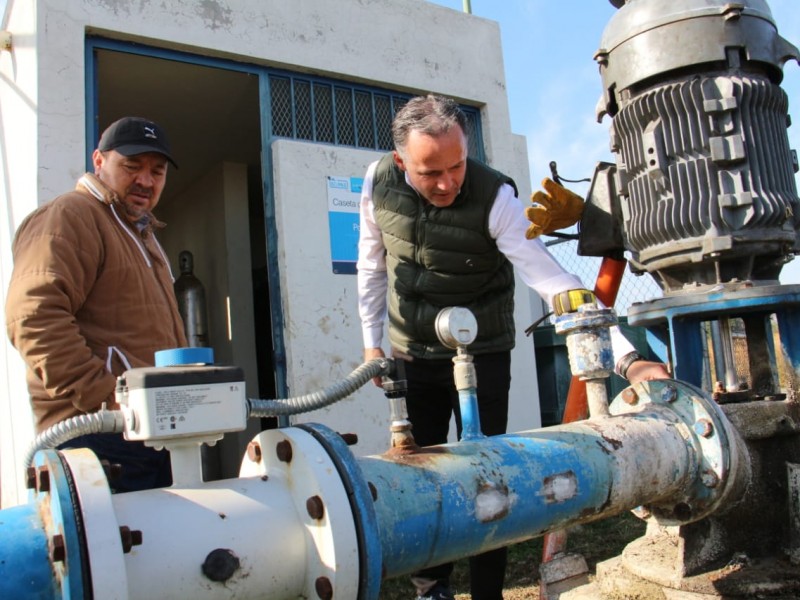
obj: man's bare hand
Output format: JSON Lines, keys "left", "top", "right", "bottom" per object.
{"left": 364, "top": 347, "right": 386, "bottom": 387}
{"left": 625, "top": 360, "right": 671, "bottom": 385}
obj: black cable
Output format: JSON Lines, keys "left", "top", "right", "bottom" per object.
{"left": 544, "top": 231, "right": 579, "bottom": 241}
{"left": 549, "top": 160, "right": 590, "bottom": 185}
{"left": 524, "top": 311, "right": 554, "bottom": 337}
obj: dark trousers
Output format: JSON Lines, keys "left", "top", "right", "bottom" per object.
{"left": 59, "top": 433, "right": 172, "bottom": 493}
{"left": 402, "top": 350, "right": 511, "bottom": 600}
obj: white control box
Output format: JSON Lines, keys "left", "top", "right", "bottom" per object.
{"left": 117, "top": 365, "right": 247, "bottom": 442}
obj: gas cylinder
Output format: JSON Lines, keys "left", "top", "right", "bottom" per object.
{"left": 174, "top": 250, "right": 210, "bottom": 347}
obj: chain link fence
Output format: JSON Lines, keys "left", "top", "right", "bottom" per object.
{"left": 533, "top": 233, "right": 664, "bottom": 424}
{"left": 542, "top": 235, "right": 663, "bottom": 318}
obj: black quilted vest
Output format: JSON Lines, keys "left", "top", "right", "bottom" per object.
{"left": 372, "top": 153, "right": 518, "bottom": 358}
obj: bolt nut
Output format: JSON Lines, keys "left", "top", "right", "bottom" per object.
{"left": 51, "top": 534, "right": 66, "bottom": 563}
{"left": 315, "top": 576, "right": 334, "bottom": 600}
{"left": 119, "top": 526, "right": 143, "bottom": 553}
{"left": 339, "top": 432, "right": 358, "bottom": 446}
{"left": 694, "top": 418, "right": 714, "bottom": 438}
{"left": 247, "top": 442, "right": 262, "bottom": 463}
{"left": 701, "top": 469, "right": 720, "bottom": 488}
{"left": 722, "top": 3, "right": 744, "bottom": 20}
{"left": 276, "top": 440, "right": 293, "bottom": 463}
{"left": 100, "top": 460, "right": 123, "bottom": 483}
{"left": 26, "top": 466, "right": 37, "bottom": 490}
{"left": 621, "top": 388, "right": 639, "bottom": 405}
{"left": 661, "top": 385, "right": 678, "bottom": 403}
{"left": 306, "top": 495, "right": 325, "bottom": 520}
{"left": 35, "top": 467, "right": 51, "bottom": 493}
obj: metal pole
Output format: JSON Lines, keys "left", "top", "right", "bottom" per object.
{"left": 718, "top": 317, "right": 740, "bottom": 392}
{"left": 462, "top": 0, "right": 472, "bottom": 14}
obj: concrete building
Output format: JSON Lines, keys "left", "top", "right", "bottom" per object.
{"left": 0, "top": 0, "right": 544, "bottom": 507}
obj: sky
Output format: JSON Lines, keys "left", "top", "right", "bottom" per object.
{"left": 427, "top": 0, "right": 800, "bottom": 285}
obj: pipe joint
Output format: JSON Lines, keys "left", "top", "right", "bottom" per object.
{"left": 610, "top": 379, "right": 751, "bottom": 525}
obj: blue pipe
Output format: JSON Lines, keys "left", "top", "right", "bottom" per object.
{"left": 356, "top": 414, "right": 694, "bottom": 578}
{"left": 457, "top": 387, "right": 483, "bottom": 441}
{"left": 0, "top": 450, "right": 88, "bottom": 600}
{"left": 251, "top": 380, "right": 743, "bottom": 596}
{"left": 0, "top": 502, "right": 55, "bottom": 598}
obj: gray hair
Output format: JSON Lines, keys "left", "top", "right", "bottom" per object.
{"left": 392, "top": 94, "right": 468, "bottom": 156}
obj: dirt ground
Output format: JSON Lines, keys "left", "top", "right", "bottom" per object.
{"left": 379, "top": 513, "right": 646, "bottom": 599}
{"left": 456, "top": 584, "right": 541, "bottom": 599}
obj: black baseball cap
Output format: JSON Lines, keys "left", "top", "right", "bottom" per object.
{"left": 98, "top": 117, "right": 178, "bottom": 167}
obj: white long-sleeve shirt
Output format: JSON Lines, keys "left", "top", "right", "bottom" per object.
{"left": 356, "top": 160, "right": 635, "bottom": 360}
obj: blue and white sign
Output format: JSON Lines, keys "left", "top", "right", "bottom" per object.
{"left": 327, "top": 176, "right": 362, "bottom": 275}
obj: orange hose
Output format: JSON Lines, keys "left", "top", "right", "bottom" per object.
{"left": 594, "top": 256, "right": 626, "bottom": 307}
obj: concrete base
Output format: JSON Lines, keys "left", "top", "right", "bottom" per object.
{"left": 539, "top": 552, "right": 591, "bottom": 600}
{"left": 560, "top": 553, "right": 800, "bottom": 599}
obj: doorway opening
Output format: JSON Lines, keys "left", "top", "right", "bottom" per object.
{"left": 92, "top": 46, "right": 276, "bottom": 478}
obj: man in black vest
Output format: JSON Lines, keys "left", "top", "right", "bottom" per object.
{"left": 356, "top": 95, "right": 668, "bottom": 600}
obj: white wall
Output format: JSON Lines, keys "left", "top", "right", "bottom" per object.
{"left": 0, "top": 0, "right": 534, "bottom": 502}
{"left": 1, "top": 0, "right": 40, "bottom": 507}
{"left": 272, "top": 141, "right": 386, "bottom": 453}
{"left": 28, "top": 0, "right": 516, "bottom": 203}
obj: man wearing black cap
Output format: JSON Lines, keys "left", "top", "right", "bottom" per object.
{"left": 6, "top": 117, "right": 187, "bottom": 492}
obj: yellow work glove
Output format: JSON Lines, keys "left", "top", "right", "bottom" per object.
{"left": 524, "top": 178, "right": 585, "bottom": 240}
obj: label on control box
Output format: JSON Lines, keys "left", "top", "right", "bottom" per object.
{"left": 155, "top": 383, "right": 231, "bottom": 423}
